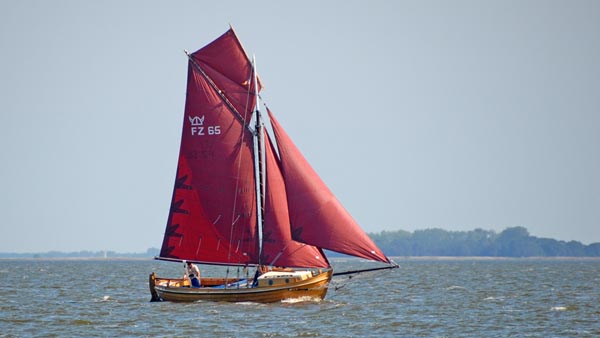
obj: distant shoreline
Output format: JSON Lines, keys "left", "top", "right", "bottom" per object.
{"left": 0, "top": 256, "right": 154, "bottom": 261}
{"left": 1, "top": 256, "right": 599, "bottom": 262}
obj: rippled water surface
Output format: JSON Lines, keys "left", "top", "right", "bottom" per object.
{"left": 1, "top": 258, "right": 599, "bottom": 337}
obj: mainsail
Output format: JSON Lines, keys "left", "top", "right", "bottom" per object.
{"left": 159, "top": 28, "right": 390, "bottom": 269}
{"left": 159, "top": 29, "right": 259, "bottom": 265}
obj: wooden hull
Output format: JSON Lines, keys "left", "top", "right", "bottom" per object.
{"left": 149, "top": 269, "right": 332, "bottom": 303}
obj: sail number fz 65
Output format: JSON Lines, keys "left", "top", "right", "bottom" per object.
{"left": 189, "top": 115, "right": 221, "bottom": 136}
{"left": 191, "top": 125, "right": 221, "bottom": 136}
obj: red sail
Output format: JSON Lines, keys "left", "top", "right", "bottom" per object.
{"left": 261, "top": 132, "right": 330, "bottom": 268}
{"left": 160, "top": 30, "right": 259, "bottom": 265}
{"left": 268, "top": 109, "right": 390, "bottom": 263}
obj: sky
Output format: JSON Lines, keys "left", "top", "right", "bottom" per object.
{"left": 1, "top": 1, "right": 599, "bottom": 253}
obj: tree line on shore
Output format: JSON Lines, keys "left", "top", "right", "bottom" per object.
{"left": 369, "top": 226, "right": 600, "bottom": 257}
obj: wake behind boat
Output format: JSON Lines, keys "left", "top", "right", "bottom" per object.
{"left": 149, "top": 27, "right": 397, "bottom": 303}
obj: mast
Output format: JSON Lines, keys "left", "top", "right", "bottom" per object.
{"left": 252, "top": 55, "right": 265, "bottom": 263}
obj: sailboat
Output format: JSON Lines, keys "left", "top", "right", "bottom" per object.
{"left": 149, "top": 28, "right": 397, "bottom": 303}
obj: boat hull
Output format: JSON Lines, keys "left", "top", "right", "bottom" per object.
{"left": 149, "top": 269, "right": 332, "bottom": 303}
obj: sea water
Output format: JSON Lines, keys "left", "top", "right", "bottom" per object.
{"left": 0, "top": 258, "right": 598, "bottom": 337}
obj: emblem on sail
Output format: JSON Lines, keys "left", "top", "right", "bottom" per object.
{"left": 189, "top": 115, "right": 221, "bottom": 136}
{"left": 189, "top": 115, "right": 205, "bottom": 126}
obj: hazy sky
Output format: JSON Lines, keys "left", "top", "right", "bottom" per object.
{"left": 1, "top": 1, "right": 599, "bottom": 253}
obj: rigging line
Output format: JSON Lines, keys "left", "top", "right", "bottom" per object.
{"left": 333, "top": 265, "right": 397, "bottom": 291}
{"left": 226, "top": 66, "right": 254, "bottom": 264}
{"left": 332, "top": 264, "right": 399, "bottom": 277}
{"left": 185, "top": 51, "right": 248, "bottom": 127}
{"left": 227, "top": 60, "right": 257, "bottom": 262}
{"left": 268, "top": 243, "right": 289, "bottom": 266}
{"left": 257, "top": 101, "right": 281, "bottom": 161}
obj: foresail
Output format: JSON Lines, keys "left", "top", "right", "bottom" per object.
{"left": 268, "top": 109, "right": 390, "bottom": 264}
{"left": 261, "top": 132, "right": 330, "bottom": 268}
{"left": 160, "top": 29, "right": 259, "bottom": 265}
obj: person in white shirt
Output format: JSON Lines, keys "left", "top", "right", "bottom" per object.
{"left": 185, "top": 261, "right": 201, "bottom": 287}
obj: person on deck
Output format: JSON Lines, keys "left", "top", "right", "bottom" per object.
{"left": 251, "top": 265, "right": 268, "bottom": 287}
{"left": 185, "top": 261, "right": 201, "bottom": 288}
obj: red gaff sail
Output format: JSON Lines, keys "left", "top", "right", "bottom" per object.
{"left": 268, "top": 109, "right": 390, "bottom": 263}
{"left": 261, "top": 132, "right": 330, "bottom": 268}
{"left": 160, "top": 29, "right": 259, "bottom": 265}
